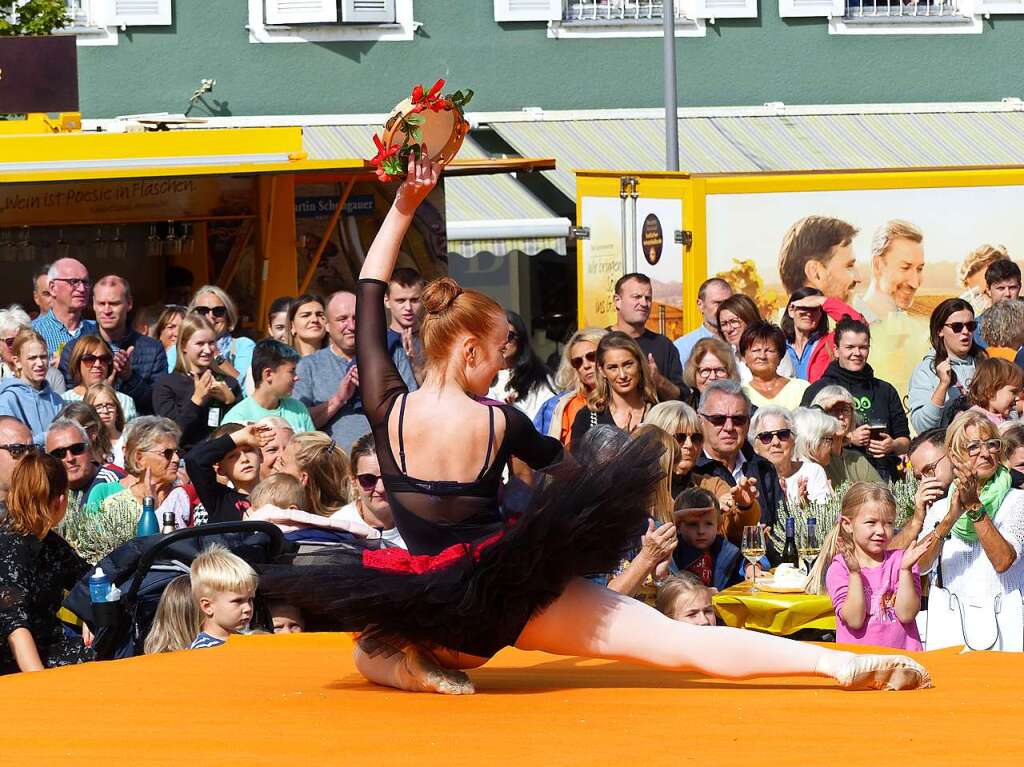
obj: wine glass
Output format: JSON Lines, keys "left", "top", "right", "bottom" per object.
{"left": 799, "top": 518, "right": 820, "bottom": 575}
{"left": 742, "top": 525, "right": 766, "bottom": 593}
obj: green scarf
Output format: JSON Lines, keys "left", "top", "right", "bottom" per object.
{"left": 951, "top": 466, "right": 1012, "bottom": 543}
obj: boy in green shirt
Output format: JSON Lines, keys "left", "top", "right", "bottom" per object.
{"left": 223, "top": 340, "right": 314, "bottom": 433}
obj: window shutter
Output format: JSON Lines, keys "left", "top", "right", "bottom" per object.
{"left": 341, "top": 0, "right": 395, "bottom": 22}
{"left": 778, "top": 0, "right": 842, "bottom": 16}
{"left": 111, "top": 0, "right": 171, "bottom": 25}
{"left": 493, "top": 0, "right": 562, "bottom": 22}
{"left": 974, "top": 0, "right": 1024, "bottom": 13}
{"left": 690, "top": 0, "right": 758, "bottom": 18}
{"left": 264, "top": 0, "right": 338, "bottom": 24}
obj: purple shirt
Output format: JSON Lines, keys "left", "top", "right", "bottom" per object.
{"left": 826, "top": 548, "right": 923, "bottom": 651}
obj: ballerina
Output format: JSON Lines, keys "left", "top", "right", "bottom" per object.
{"left": 262, "top": 153, "right": 931, "bottom": 695}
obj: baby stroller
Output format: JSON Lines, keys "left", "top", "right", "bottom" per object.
{"left": 64, "top": 522, "right": 291, "bottom": 660}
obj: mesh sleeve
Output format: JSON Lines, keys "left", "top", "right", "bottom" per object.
{"left": 356, "top": 279, "right": 410, "bottom": 429}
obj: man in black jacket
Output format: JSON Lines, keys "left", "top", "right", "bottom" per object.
{"left": 801, "top": 316, "right": 910, "bottom": 482}
{"left": 695, "top": 380, "right": 783, "bottom": 530}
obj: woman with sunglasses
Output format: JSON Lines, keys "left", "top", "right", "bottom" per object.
{"left": 151, "top": 305, "right": 186, "bottom": 373}
{"left": 330, "top": 433, "right": 406, "bottom": 548}
{"left": 534, "top": 328, "right": 607, "bottom": 449}
{"left": 740, "top": 322, "right": 809, "bottom": 412}
{"left": 681, "top": 337, "right": 740, "bottom": 409}
{"left": 82, "top": 383, "right": 126, "bottom": 468}
{"left": 808, "top": 386, "right": 882, "bottom": 487}
{"left": 908, "top": 298, "right": 987, "bottom": 433}
{"left": 913, "top": 410, "right": 1024, "bottom": 619}
{"left": 749, "top": 406, "right": 831, "bottom": 508}
{"left": 183, "top": 285, "right": 256, "bottom": 391}
{"left": 781, "top": 288, "right": 866, "bottom": 384}
{"left": 0, "top": 329, "right": 65, "bottom": 445}
{"left": 83, "top": 416, "right": 184, "bottom": 536}
{"left": 153, "top": 313, "right": 242, "bottom": 452}
{"left": 488, "top": 311, "right": 556, "bottom": 422}
{"left": 285, "top": 294, "right": 327, "bottom": 358}
{"left": 61, "top": 336, "right": 138, "bottom": 424}
{"left": 645, "top": 401, "right": 759, "bottom": 545}
{"left": 570, "top": 332, "right": 658, "bottom": 446}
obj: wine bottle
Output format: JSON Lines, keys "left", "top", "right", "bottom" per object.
{"left": 781, "top": 517, "right": 799, "bottom": 567}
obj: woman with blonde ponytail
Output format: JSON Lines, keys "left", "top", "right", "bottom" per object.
{"left": 259, "top": 154, "right": 931, "bottom": 696}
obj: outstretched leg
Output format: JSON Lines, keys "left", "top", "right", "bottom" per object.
{"left": 515, "top": 578, "right": 930, "bottom": 690}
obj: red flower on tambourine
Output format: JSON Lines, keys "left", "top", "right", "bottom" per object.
{"left": 371, "top": 133, "right": 401, "bottom": 182}
{"left": 368, "top": 79, "right": 473, "bottom": 180}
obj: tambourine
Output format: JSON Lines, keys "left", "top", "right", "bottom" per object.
{"left": 371, "top": 79, "right": 473, "bottom": 182}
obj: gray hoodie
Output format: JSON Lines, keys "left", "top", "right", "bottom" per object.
{"left": 0, "top": 377, "right": 65, "bottom": 445}
{"left": 907, "top": 350, "right": 979, "bottom": 433}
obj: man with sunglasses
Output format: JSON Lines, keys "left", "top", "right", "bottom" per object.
{"left": 695, "top": 380, "right": 783, "bottom": 533}
{"left": 802, "top": 316, "right": 910, "bottom": 482}
{"left": 31, "top": 258, "right": 96, "bottom": 359}
{"left": 0, "top": 417, "right": 33, "bottom": 515}
{"left": 56, "top": 275, "right": 166, "bottom": 416}
{"left": 45, "top": 419, "right": 102, "bottom": 521}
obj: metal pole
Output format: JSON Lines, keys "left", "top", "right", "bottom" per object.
{"left": 663, "top": 0, "right": 679, "bottom": 172}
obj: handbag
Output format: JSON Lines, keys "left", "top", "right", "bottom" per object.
{"left": 924, "top": 543, "right": 1024, "bottom": 652}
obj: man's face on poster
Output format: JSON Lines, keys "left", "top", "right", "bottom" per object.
{"left": 807, "top": 242, "right": 859, "bottom": 304}
{"left": 874, "top": 238, "right": 925, "bottom": 310}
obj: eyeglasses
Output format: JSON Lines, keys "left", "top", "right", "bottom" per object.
{"left": 674, "top": 432, "right": 704, "bottom": 447}
{"left": 792, "top": 305, "right": 822, "bottom": 314}
{"left": 570, "top": 350, "right": 596, "bottom": 369}
{"left": 944, "top": 320, "right": 978, "bottom": 335}
{"left": 755, "top": 428, "right": 792, "bottom": 445}
{"left": 700, "top": 412, "right": 749, "bottom": 428}
{"left": 965, "top": 438, "right": 1002, "bottom": 457}
{"left": 145, "top": 447, "right": 180, "bottom": 462}
{"left": 48, "top": 442, "right": 88, "bottom": 460}
{"left": 0, "top": 337, "right": 14, "bottom": 348}
{"left": 356, "top": 473, "right": 383, "bottom": 491}
{"left": 81, "top": 354, "right": 113, "bottom": 367}
{"left": 194, "top": 305, "right": 228, "bottom": 320}
{"left": 52, "top": 277, "right": 91, "bottom": 289}
{"left": 915, "top": 453, "right": 949, "bottom": 480}
{"left": 0, "top": 443, "right": 37, "bottom": 458}
{"left": 92, "top": 402, "right": 118, "bottom": 413}
{"left": 719, "top": 318, "right": 743, "bottom": 330}
{"left": 696, "top": 366, "right": 728, "bottom": 380}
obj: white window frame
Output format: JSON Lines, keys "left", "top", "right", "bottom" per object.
{"left": 549, "top": 2, "right": 707, "bottom": 38}
{"left": 248, "top": 0, "right": 415, "bottom": 43}
{"left": 56, "top": 0, "right": 119, "bottom": 46}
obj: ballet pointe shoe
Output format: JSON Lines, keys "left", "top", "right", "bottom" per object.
{"left": 397, "top": 645, "right": 476, "bottom": 696}
{"left": 833, "top": 654, "right": 933, "bottom": 691}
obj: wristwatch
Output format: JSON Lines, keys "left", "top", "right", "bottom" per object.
{"left": 964, "top": 503, "right": 986, "bottom": 523}
{"left": 213, "top": 354, "right": 227, "bottom": 366}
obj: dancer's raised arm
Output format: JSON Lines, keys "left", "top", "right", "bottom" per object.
{"left": 359, "top": 153, "right": 441, "bottom": 283}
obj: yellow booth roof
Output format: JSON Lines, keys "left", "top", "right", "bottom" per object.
{"left": 0, "top": 125, "right": 554, "bottom": 184}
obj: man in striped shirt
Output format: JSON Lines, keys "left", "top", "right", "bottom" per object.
{"left": 31, "top": 258, "right": 97, "bottom": 359}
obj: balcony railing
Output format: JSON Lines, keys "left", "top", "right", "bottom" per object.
{"left": 565, "top": 1, "right": 687, "bottom": 21}
{"left": 843, "top": 0, "right": 965, "bottom": 18}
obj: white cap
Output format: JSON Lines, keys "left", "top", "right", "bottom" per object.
{"left": 106, "top": 585, "right": 121, "bottom": 602}
{"left": 93, "top": 567, "right": 106, "bottom": 578}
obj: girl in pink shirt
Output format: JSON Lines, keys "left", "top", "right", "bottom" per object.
{"left": 820, "top": 483, "right": 932, "bottom": 651}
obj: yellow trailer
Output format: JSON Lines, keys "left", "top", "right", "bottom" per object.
{"left": 576, "top": 166, "right": 1024, "bottom": 394}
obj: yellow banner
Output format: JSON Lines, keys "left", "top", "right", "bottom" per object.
{"left": 0, "top": 176, "right": 254, "bottom": 227}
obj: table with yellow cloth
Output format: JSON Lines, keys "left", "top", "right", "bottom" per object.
{"left": 713, "top": 582, "right": 836, "bottom": 636}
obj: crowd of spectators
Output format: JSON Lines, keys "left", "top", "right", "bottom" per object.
{"left": 2, "top": 253, "right": 1024, "bottom": 673}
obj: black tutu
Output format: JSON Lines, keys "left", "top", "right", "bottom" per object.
{"left": 258, "top": 427, "right": 664, "bottom": 658}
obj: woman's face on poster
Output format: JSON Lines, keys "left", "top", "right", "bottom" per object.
{"left": 873, "top": 238, "right": 925, "bottom": 310}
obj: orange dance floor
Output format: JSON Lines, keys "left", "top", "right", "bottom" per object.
{"left": 1, "top": 633, "right": 1019, "bottom": 765}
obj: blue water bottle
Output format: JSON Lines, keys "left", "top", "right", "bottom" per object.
{"left": 136, "top": 495, "right": 159, "bottom": 537}
{"left": 88, "top": 567, "right": 111, "bottom": 603}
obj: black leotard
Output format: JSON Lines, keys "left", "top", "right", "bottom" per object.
{"left": 355, "top": 279, "right": 562, "bottom": 556}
